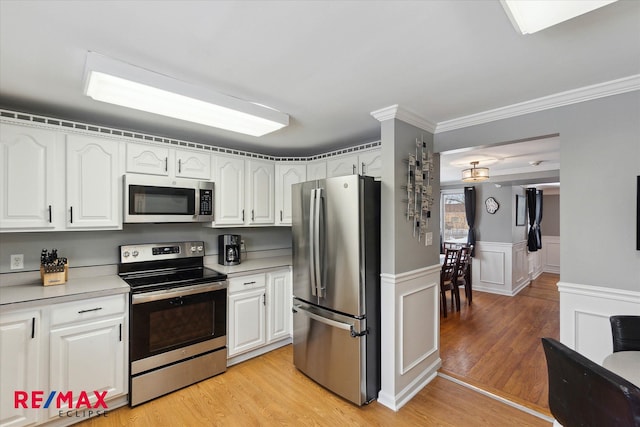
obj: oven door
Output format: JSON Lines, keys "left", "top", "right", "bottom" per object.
{"left": 130, "top": 283, "right": 227, "bottom": 374}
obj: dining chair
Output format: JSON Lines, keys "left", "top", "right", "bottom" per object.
{"left": 440, "top": 248, "right": 460, "bottom": 318}
{"left": 541, "top": 337, "right": 640, "bottom": 427}
{"left": 610, "top": 315, "right": 640, "bottom": 352}
{"left": 454, "top": 246, "right": 472, "bottom": 306}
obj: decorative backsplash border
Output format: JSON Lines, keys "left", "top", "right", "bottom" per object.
{"left": 0, "top": 109, "right": 380, "bottom": 162}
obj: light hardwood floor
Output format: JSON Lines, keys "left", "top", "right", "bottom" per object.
{"left": 440, "top": 272, "right": 560, "bottom": 417}
{"left": 80, "top": 347, "right": 549, "bottom": 426}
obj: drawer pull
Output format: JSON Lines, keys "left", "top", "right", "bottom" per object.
{"left": 243, "top": 281, "right": 256, "bottom": 286}
{"left": 78, "top": 307, "right": 103, "bottom": 314}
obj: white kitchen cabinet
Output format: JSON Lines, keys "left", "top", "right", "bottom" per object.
{"left": 358, "top": 149, "right": 382, "bottom": 179}
{"left": 126, "top": 143, "right": 169, "bottom": 176}
{"left": 246, "top": 160, "right": 275, "bottom": 225}
{"left": 175, "top": 149, "right": 211, "bottom": 180}
{"left": 126, "top": 143, "right": 211, "bottom": 180}
{"left": 48, "top": 295, "right": 127, "bottom": 418}
{"left": 0, "top": 124, "right": 64, "bottom": 231}
{"left": 227, "top": 282, "right": 266, "bottom": 357}
{"left": 275, "top": 163, "right": 306, "bottom": 226}
{"left": 213, "top": 154, "right": 245, "bottom": 225}
{"left": 326, "top": 149, "right": 381, "bottom": 179}
{"left": 306, "top": 160, "right": 327, "bottom": 181}
{"left": 0, "top": 309, "right": 42, "bottom": 427}
{"left": 66, "top": 134, "right": 121, "bottom": 229}
{"left": 266, "top": 268, "right": 292, "bottom": 342}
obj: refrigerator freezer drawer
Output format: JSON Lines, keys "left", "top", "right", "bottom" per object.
{"left": 292, "top": 302, "right": 370, "bottom": 405}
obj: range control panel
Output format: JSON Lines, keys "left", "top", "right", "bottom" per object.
{"left": 120, "top": 241, "right": 205, "bottom": 263}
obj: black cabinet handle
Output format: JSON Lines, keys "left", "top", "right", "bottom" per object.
{"left": 242, "top": 209, "right": 245, "bottom": 222}
{"left": 165, "top": 157, "right": 168, "bottom": 172}
{"left": 78, "top": 307, "right": 102, "bottom": 314}
{"left": 352, "top": 164, "right": 356, "bottom": 174}
{"left": 251, "top": 210, "right": 254, "bottom": 221}
{"left": 280, "top": 210, "right": 283, "bottom": 222}
{"left": 119, "top": 324, "right": 122, "bottom": 342}
{"left": 243, "top": 281, "right": 256, "bottom": 286}
{"left": 31, "top": 317, "right": 35, "bottom": 339}
{"left": 263, "top": 294, "right": 266, "bottom": 306}
{"left": 70, "top": 206, "right": 73, "bottom": 223}
{"left": 48, "top": 205, "right": 52, "bottom": 223}
{"left": 178, "top": 159, "right": 182, "bottom": 173}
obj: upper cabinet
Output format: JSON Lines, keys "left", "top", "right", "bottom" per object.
{"left": 66, "top": 135, "right": 122, "bottom": 229}
{"left": 246, "top": 160, "right": 275, "bottom": 225}
{"left": 213, "top": 154, "right": 245, "bottom": 226}
{"left": 0, "top": 124, "right": 64, "bottom": 231}
{"left": 126, "top": 142, "right": 211, "bottom": 180}
{"left": 325, "top": 149, "right": 381, "bottom": 179}
{"left": 0, "top": 123, "right": 123, "bottom": 232}
{"left": 306, "top": 159, "right": 327, "bottom": 181}
{"left": 275, "top": 163, "right": 306, "bottom": 225}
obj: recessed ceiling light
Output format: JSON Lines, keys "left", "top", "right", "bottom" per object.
{"left": 500, "top": 0, "right": 618, "bottom": 35}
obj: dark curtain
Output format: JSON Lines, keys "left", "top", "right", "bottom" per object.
{"left": 526, "top": 188, "right": 543, "bottom": 251}
{"left": 464, "top": 186, "right": 476, "bottom": 256}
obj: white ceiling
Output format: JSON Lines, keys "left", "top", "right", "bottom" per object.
{"left": 1, "top": 1, "right": 639, "bottom": 159}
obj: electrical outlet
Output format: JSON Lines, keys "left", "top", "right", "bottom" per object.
{"left": 10, "top": 254, "right": 24, "bottom": 270}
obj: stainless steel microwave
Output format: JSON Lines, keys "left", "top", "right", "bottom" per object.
{"left": 124, "top": 175, "right": 214, "bottom": 223}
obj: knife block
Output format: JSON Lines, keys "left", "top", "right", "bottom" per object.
{"left": 40, "top": 265, "right": 68, "bottom": 286}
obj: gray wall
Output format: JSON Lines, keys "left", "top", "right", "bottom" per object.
{"left": 436, "top": 91, "right": 640, "bottom": 291}
{"left": 0, "top": 225, "right": 291, "bottom": 273}
{"left": 543, "top": 194, "right": 560, "bottom": 236}
{"left": 380, "top": 118, "right": 440, "bottom": 274}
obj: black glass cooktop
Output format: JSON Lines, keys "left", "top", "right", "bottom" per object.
{"left": 123, "top": 267, "right": 227, "bottom": 293}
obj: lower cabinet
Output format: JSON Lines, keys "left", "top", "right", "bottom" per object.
{"left": 0, "top": 293, "right": 128, "bottom": 427}
{"left": 227, "top": 268, "right": 292, "bottom": 362}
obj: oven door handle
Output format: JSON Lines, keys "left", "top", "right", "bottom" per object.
{"left": 132, "top": 282, "right": 227, "bottom": 305}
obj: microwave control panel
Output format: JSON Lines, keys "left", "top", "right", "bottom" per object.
{"left": 199, "top": 189, "right": 213, "bottom": 215}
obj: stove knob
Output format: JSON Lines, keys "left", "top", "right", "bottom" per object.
{"left": 191, "top": 246, "right": 197, "bottom": 252}
{"left": 123, "top": 251, "right": 130, "bottom": 258}
{"left": 197, "top": 245, "right": 203, "bottom": 252}
{"left": 132, "top": 250, "right": 139, "bottom": 257}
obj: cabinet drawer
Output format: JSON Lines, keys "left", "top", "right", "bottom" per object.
{"left": 228, "top": 273, "right": 266, "bottom": 293}
{"left": 50, "top": 294, "right": 126, "bottom": 326}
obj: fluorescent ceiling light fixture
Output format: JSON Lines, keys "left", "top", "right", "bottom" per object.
{"left": 500, "top": 0, "right": 618, "bottom": 35}
{"left": 83, "top": 52, "right": 289, "bottom": 137}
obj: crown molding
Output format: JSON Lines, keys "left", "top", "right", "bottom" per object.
{"left": 435, "top": 74, "right": 640, "bottom": 133}
{"left": 371, "top": 104, "right": 437, "bottom": 133}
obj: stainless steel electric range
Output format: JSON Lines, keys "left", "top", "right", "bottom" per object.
{"left": 118, "top": 241, "right": 228, "bottom": 406}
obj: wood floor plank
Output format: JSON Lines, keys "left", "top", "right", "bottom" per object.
{"left": 440, "top": 272, "right": 560, "bottom": 416}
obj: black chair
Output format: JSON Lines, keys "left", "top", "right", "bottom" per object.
{"left": 610, "top": 315, "right": 640, "bottom": 352}
{"left": 541, "top": 337, "right": 640, "bottom": 427}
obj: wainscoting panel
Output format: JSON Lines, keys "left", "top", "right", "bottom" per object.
{"left": 512, "top": 241, "right": 529, "bottom": 291}
{"left": 378, "top": 264, "right": 441, "bottom": 411}
{"left": 558, "top": 281, "right": 640, "bottom": 364}
{"left": 542, "top": 236, "right": 560, "bottom": 274}
{"left": 479, "top": 251, "right": 506, "bottom": 285}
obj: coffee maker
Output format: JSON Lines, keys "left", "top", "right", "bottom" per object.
{"left": 218, "top": 234, "right": 241, "bottom": 266}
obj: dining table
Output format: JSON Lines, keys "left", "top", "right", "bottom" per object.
{"left": 602, "top": 351, "right": 640, "bottom": 387}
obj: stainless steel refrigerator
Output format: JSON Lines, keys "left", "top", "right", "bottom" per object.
{"left": 291, "top": 174, "right": 380, "bottom": 406}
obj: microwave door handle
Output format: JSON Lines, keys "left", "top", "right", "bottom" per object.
{"left": 314, "top": 188, "right": 323, "bottom": 298}
{"left": 309, "top": 189, "right": 317, "bottom": 297}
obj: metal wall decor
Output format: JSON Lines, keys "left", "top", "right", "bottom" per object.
{"left": 403, "top": 136, "right": 434, "bottom": 244}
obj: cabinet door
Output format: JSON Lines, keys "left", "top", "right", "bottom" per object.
{"left": 306, "top": 160, "right": 326, "bottom": 180}
{"left": 326, "top": 154, "right": 358, "bottom": 177}
{"left": 49, "top": 316, "right": 125, "bottom": 418}
{"left": 266, "top": 269, "right": 292, "bottom": 343}
{"left": 175, "top": 149, "right": 211, "bottom": 180}
{"left": 275, "top": 163, "right": 306, "bottom": 225}
{"left": 213, "top": 155, "right": 245, "bottom": 225}
{"left": 0, "top": 124, "right": 63, "bottom": 231}
{"left": 0, "top": 310, "right": 41, "bottom": 427}
{"left": 246, "top": 160, "right": 275, "bottom": 225}
{"left": 126, "top": 143, "right": 169, "bottom": 176}
{"left": 228, "top": 288, "right": 266, "bottom": 356}
{"left": 358, "top": 150, "right": 382, "bottom": 179}
{"left": 66, "top": 135, "right": 121, "bottom": 229}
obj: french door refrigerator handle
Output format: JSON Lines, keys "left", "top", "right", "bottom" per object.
{"left": 309, "top": 188, "right": 317, "bottom": 296}
{"left": 314, "top": 187, "right": 323, "bottom": 298}
{"left": 295, "top": 304, "right": 351, "bottom": 331}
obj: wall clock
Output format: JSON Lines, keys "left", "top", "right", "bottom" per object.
{"left": 485, "top": 197, "right": 499, "bottom": 214}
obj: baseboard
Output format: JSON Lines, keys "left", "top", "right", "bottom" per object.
{"left": 226, "top": 338, "right": 292, "bottom": 367}
{"left": 377, "top": 358, "right": 441, "bottom": 411}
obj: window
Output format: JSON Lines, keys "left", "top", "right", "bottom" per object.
{"left": 441, "top": 191, "right": 469, "bottom": 244}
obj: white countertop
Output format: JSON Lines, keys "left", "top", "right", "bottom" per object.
{"left": 0, "top": 274, "right": 129, "bottom": 309}
{"left": 207, "top": 255, "right": 291, "bottom": 276}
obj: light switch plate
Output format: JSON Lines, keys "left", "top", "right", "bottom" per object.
{"left": 426, "top": 232, "right": 433, "bottom": 246}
